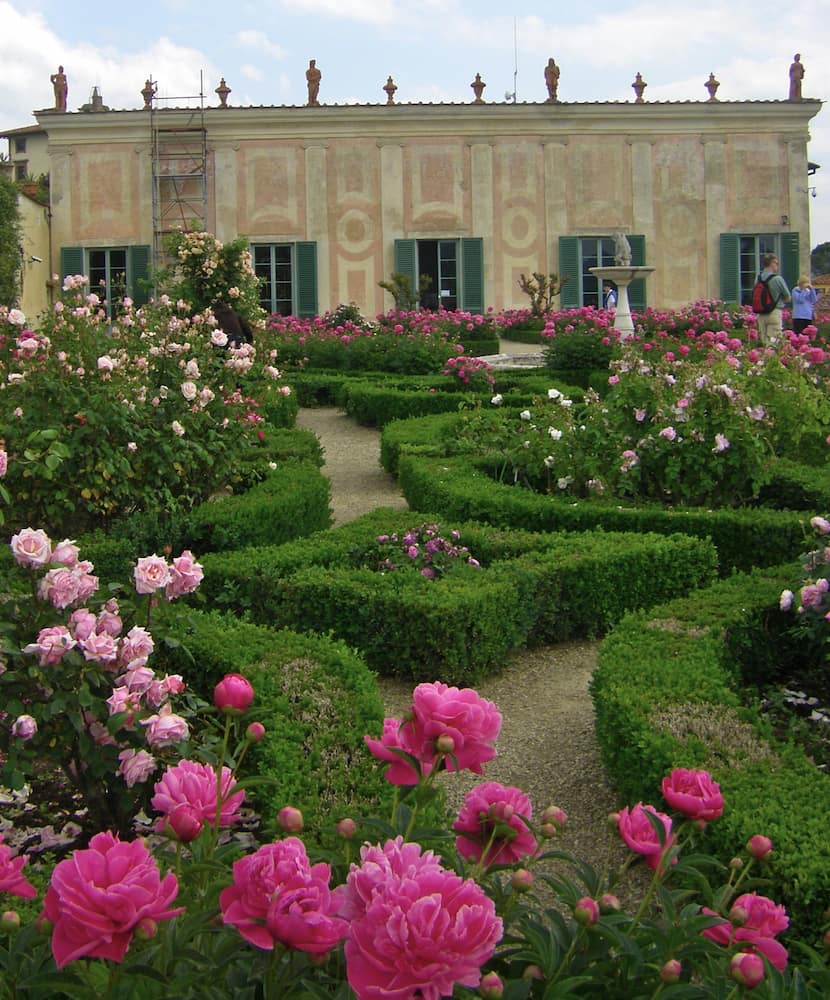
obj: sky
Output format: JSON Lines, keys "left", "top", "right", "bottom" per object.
{"left": 1, "top": 0, "right": 827, "bottom": 246}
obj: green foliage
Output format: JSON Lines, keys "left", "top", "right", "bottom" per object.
{"left": 543, "top": 330, "right": 614, "bottom": 380}
{"left": 810, "top": 240, "right": 830, "bottom": 276}
{"left": 378, "top": 270, "right": 431, "bottom": 310}
{"left": 0, "top": 175, "right": 22, "bottom": 307}
{"left": 518, "top": 271, "right": 567, "bottom": 316}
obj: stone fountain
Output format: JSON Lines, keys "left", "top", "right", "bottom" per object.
{"left": 590, "top": 233, "right": 655, "bottom": 338}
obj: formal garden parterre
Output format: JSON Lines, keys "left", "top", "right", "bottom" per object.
{"left": 1, "top": 250, "right": 830, "bottom": 996}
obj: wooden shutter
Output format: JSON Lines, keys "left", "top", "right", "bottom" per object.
{"left": 628, "top": 235, "right": 647, "bottom": 311}
{"left": 460, "top": 237, "right": 484, "bottom": 314}
{"left": 780, "top": 232, "right": 800, "bottom": 291}
{"left": 393, "top": 239, "right": 417, "bottom": 296}
{"left": 295, "top": 241, "right": 318, "bottom": 318}
{"left": 558, "top": 237, "right": 579, "bottom": 308}
{"left": 60, "top": 246, "right": 84, "bottom": 281}
{"left": 128, "top": 245, "right": 151, "bottom": 307}
{"left": 719, "top": 233, "right": 740, "bottom": 304}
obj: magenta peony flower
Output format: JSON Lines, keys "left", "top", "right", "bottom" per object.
{"left": 343, "top": 837, "right": 502, "bottom": 1000}
{"left": 24, "top": 625, "right": 76, "bottom": 666}
{"left": 616, "top": 802, "right": 676, "bottom": 873}
{"left": 10, "top": 527, "right": 52, "bottom": 568}
{"left": 453, "top": 782, "right": 537, "bottom": 867}
{"left": 0, "top": 834, "right": 37, "bottom": 899}
{"left": 661, "top": 768, "right": 724, "bottom": 823}
{"left": 746, "top": 834, "right": 773, "bottom": 860}
{"left": 151, "top": 759, "right": 244, "bottom": 831}
{"left": 213, "top": 673, "right": 255, "bottom": 714}
{"left": 408, "top": 681, "right": 502, "bottom": 775}
{"left": 133, "top": 554, "right": 171, "bottom": 595}
{"left": 364, "top": 716, "right": 421, "bottom": 785}
{"left": 43, "top": 831, "right": 182, "bottom": 967}
{"left": 165, "top": 550, "right": 204, "bottom": 600}
{"left": 221, "top": 838, "right": 346, "bottom": 954}
{"left": 703, "top": 892, "right": 789, "bottom": 971}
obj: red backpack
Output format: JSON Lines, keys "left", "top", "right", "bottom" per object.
{"left": 751, "top": 275, "right": 776, "bottom": 314}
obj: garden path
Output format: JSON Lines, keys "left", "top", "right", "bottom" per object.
{"left": 295, "top": 343, "right": 636, "bottom": 882}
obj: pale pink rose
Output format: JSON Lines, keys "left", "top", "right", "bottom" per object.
{"left": 180, "top": 380, "right": 197, "bottom": 401}
{"left": 38, "top": 568, "right": 81, "bottom": 609}
{"left": 133, "top": 555, "right": 171, "bottom": 595}
{"left": 7, "top": 308, "right": 25, "bottom": 326}
{"left": 68, "top": 608, "right": 97, "bottom": 641}
{"left": 72, "top": 564, "right": 99, "bottom": 604}
{"left": 11, "top": 715, "right": 37, "bottom": 740}
{"left": 0, "top": 449, "right": 7, "bottom": 476}
{"left": 50, "top": 538, "right": 80, "bottom": 567}
{"left": 97, "top": 355, "right": 115, "bottom": 373}
{"left": 616, "top": 802, "right": 677, "bottom": 873}
{"left": 343, "top": 838, "right": 502, "bottom": 999}
{"left": 119, "top": 625, "right": 154, "bottom": 665}
{"left": 165, "top": 549, "right": 204, "bottom": 600}
{"left": 96, "top": 609, "right": 123, "bottom": 637}
{"left": 152, "top": 759, "right": 244, "bottom": 830}
{"left": 141, "top": 703, "right": 189, "bottom": 747}
{"left": 11, "top": 527, "right": 52, "bottom": 568}
{"left": 24, "top": 625, "right": 76, "bottom": 666}
{"left": 43, "top": 832, "right": 182, "bottom": 967}
{"left": 221, "top": 838, "right": 346, "bottom": 955}
{"left": 171, "top": 420, "right": 185, "bottom": 437}
{"left": 106, "top": 686, "right": 142, "bottom": 724}
{"left": 661, "top": 768, "right": 724, "bottom": 823}
{"left": 145, "top": 673, "right": 185, "bottom": 708}
{"left": 0, "top": 834, "right": 37, "bottom": 899}
{"left": 453, "top": 782, "right": 537, "bottom": 867}
{"left": 80, "top": 631, "right": 119, "bottom": 665}
{"left": 211, "top": 328, "right": 229, "bottom": 347}
{"left": 117, "top": 749, "right": 157, "bottom": 788}
{"left": 120, "top": 662, "right": 155, "bottom": 693}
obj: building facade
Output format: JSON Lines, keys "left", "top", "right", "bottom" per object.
{"left": 13, "top": 94, "right": 824, "bottom": 318}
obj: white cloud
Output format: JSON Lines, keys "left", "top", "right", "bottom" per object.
{"left": 240, "top": 64, "right": 265, "bottom": 82}
{"left": 235, "top": 30, "right": 286, "bottom": 61}
{"left": 275, "top": 0, "right": 401, "bottom": 26}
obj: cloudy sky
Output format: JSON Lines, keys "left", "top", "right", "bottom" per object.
{"left": 1, "top": 0, "right": 827, "bottom": 246}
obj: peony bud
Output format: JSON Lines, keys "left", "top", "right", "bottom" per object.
{"left": 336, "top": 817, "right": 357, "bottom": 840}
{"left": 573, "top": 896, "right": 599, "bottom": 926}
{"left": 166, "top": 803, "right": 204, "bottom": 843}
{"left": 522, "top": 965, "right": 544, "bottom": 980}
{"left": 660, "top": 959, "right": 682, "bottom": 984}
{"left": 246, "top": 721, "right": 266, "bottom": 742}
{"left": 213, "top": 673, "right": 255, "bottom": 715}
{"left": 36, "top": 913, "right": 53, "bottom": 936}
{"left": 729, "top": 903, "right": 749, "bottom": 927}
{"left": 511, "top": 869, "right": 534, "bottom": 893}
{"left": 608, "top": 811, "right": 621, "bottom": 829}
{"left": 730, "top": 951, "right": 765, "bottom": 989}
{"left": 746, "top": 834, "right": 773, "bottom": 861}
{"left": 541, "top": 805, "right": 568, "bottom": 830}
{"left": 599, "top": 893, "right": 621, "bottom": 914}
{"left": 1, "top": 911, "right": 21, "bottom": 933}
{"left": 435, "top": 734, "right": 455, "bottom": 754}
{"left": 729, "top": 857, "right": 744, "bottom": 870}
{"left": 134, "top": 917, "right": 158, "bottom": 942}
{"left": 479, "top": 971, "right": 504, "bottom": 999}
{"left": 278, "top": 806, "right": 304, "bottom": 833}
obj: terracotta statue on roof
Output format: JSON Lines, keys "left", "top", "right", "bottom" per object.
{"left": 51, "top": 66, "right": 68, "bottom": 111}
{"left": 544, "top": 58, "right": 560, "bottom": 102}
{"left": 789, "top": 54, "right": 804, "bottom": 101}
{"left": 705, "top": 72, "right": 720, "bottom": 102}
{"left": 471, "top": 73, "right": 486, "bottom": 103}
{"left": 306, "top": 59, "right": 321, "bottom": 106}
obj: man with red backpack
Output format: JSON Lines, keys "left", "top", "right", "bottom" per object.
{"left": 752, "top": 253, "right": 790, "bottom": 346}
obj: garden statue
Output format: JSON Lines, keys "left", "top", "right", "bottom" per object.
{"left": 614, "top": 232, "right": 632, "bottom": 266}
{"left": 632, "top": 72, "right": 646, "bottom": 103}
{"left": 383, "top": 76, "right": 397, "bottom": 105}
{"left": 306, "top": 59, "right": 321, "bottom": 106}
{"left": 51, "top": 66, "right": 68, "bottom": 111}
{"left": 705, "top": 72, "right": 720, "bottom": 101}
{"left": 141, "top": 78, "right": 157, "bottom": 108}
{"left": 789, "top": 54, "right": 804, "bottom": 101}
{"left": 544, "top": 58, "right": 560, "bottom": 102}
{"left": 471, "top": 73, "right": 486, "bottom": 103}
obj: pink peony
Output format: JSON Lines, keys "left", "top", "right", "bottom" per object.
{"left": 43, "top": 831, "right": 182, "bottom": 967}
{"left": 24, "top": 625, "right": 76, "bottom": 666}
{"left": 661, "top": 768, "right": 724, "bottom": 823}
{"left": 364, "top": 716, "right": 421, "bottom": 785}
{"left": 0, "top": 834, "right": 37, "bottom": 899}
{"left": 117, "top": 748, "right": 157, "bottom": 788}
{"left": 165, "top": 549, "right": 204, "bottom": 600}
{"left": 221, "top": 838, "right": 346, "bottom": 954}
{"left": 141, "top": 703, "right": 189, "bottom": 747}
{"left": 151, "top": 759, "right": 244, "bottom": 830}
{"left": 213, "top": 673, "right": 255, "bottom": 714}
{"left": 453, "top": 782, "right": 537, "bottom": 867}
{"left": 343, "top": 837, "right": 502, "bottom": 1000}
{"left": 10, "top": 527, "right": 52, "bottom": 568}
{"left": 746, "top": 834, "right": 773, "bottom": 861}
{"left": 703, "top": 892, "right": 789, "bottom": 971}
{"left": 616, "top": 802, "right": 676, "bottom": 873}
{"left": 731, "top": 951, "right": 765, "bottom": 989}
{"left": 133, "top": 555, "right": 171, "bottom": 595}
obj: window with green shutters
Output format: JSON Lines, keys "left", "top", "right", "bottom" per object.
{"left": 392, "top": 238, "right": 484, "bottom": 314}
{"left": 251, "top": 241, "right": 317, "bottom": 317}
{"left": 558, "top": 235, "right": 647, "bottom": 309}
{"left": 59, "top": 245, "right": 151, "bottom": 314}
{"left": 719, "top": 233, "right": 799, "bottom": 306}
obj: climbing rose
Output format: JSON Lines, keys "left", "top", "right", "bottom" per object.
{"left": 133, "top": 555, "right": 171, "bottom": 595}
{"left": 165, "top": 549, "right": 204, "bottom": 600}
{"left": 141, "top": 704, "right": 189, "bottom": 748}
{"left": 453, "top": 782, "right": 536, "bottom": 867}
{"left": 0, "top": 834, "right": 37, "bottom": 899}
{"left": 342, "top": 837, "right": 502, "bottom": 1000}
{"left": 117, "top": 749, "right": 157, "bottom": 788}
{"left": 616, "top": 802, "right": 676, "bottom": 872}
{"left": 24, "top": 625, "right": 76, "bottom": 666}
{"left": 661, "top": 768, "right": 724, "bottom": 823}
{"left": 10, "top": 527, "right": 51, "bottom": 568}
{"left": 43, "top": 832, "right": 182, "bottom": 968}
{"left": 152, "top": 759, "right": 244, "bottom": 830}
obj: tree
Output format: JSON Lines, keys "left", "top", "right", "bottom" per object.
{"left": 0, "top": 175, "right": 22, "bottom": 307}
{"left": 810, "top": 241, "right": 830, "bottom": 276}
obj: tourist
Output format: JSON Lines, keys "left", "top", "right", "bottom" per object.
{"left": 602, "top": 281, "right": 617, "bottom": 310}
{"left": 755, "top": 254, "right": 791, "bottom": 345}
{"left": 791, "top": 275, "right": 818, "bottom": 334}
{"left": 212, "top": 301, "right": 252, "bottom": 347}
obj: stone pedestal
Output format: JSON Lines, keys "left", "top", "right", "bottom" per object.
{"left": 590, "top": 265, "right": 656, "bottom": 338}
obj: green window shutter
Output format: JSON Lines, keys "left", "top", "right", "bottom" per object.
{"left": 628, "top": 235, "right": 647, "bottom": 311}
{"left": 558, "top": 237, "right": 579, "bottom": 308}
{"left": 719, "top": 233, "right": 740, "bottom": 304}
{"left": 295, "top": 241, "right": 317, "bottom": 318}
{"left": 60, "top": 246, "right": 84, "bottom": 281}
{"left": 393, "top": 239, "right": 417, "bottom": 296}
{"left": 460, "top": 237, "right": 484, "bottom": 314}
{"left": 780, "top": 232, "right": 800, "bottom": 290}
{"left": 128, "top": 245, "right": 151, "bottom": 307}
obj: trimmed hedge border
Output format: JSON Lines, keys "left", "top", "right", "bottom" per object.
{"left": 591, "top": 568, "right": 830, "bottom": 937}
{"left": 197, "top": 509, "right": 717, "bottom": 684}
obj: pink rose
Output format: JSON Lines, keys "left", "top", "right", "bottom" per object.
{"left": 43, "top": 831, "right": 182, "bottom": 967}
{"left": 50, "top": 538, "right": 80, "bottom": 567}
{"left": 151, "top": 759, "right": 244, "bottom": 830}
{"left": 213, "top": 673, "right": 255, "bottom": 714}
{"left": 68, "top": 608, "right": 97, "bottom": 641}
{"left": 133, "top": 554, "right": 171, "bottom": 595}
{"left": 11, "top": 715, "right": 37, "bottom": 740}
{"left": 165, "top": 550, "right": 204, "bottom": 600}
{"left": 661, "top": 768, "right": 724, "bottom": 823}
{"left": 96, "top": 609, "right": 123, "bottom": 637}
{"left": 616, "top": 802, "right": 676, "bottom": 873}
{"left": 453, "top": 782, "right": 537, "bottom": 867}
{"left": 24, "top": 625, "right": 76, "bottom": 666}
{"left": 703, "top": 893, "right": 789, "bottom": 971}
{"left": 38, "top": 568, "right": 80, "bottom": 609}
{"left": 0, "top": 450, "right": 7, "bottom": 477}
{"left": 0, "top": 834, "right": 37, "bottom": 899}
{"left": 145, "top": 673, "right": 185, "bottom": 708}
{"left": 343, "top": 838, "right": 502, "bottom": 1000}
{"left": 119, "top": 625, "right": 154, "bottom": 665}
{"left": 117, "top": 749, "right": 157, "bottom": 788}
{"left": 80, "top": 631, "right": 119, "bottom": 665}
{"left": 141, "top": 703, "right": 189, "bottom": 747}
{"left": 10, "top": 527, "right": 52, "bottom": 568}
{"left": 221, "top": 838, "right": 346, "bottom": 954}
{"left": 120, "top": 662, "right": 155, "bottom": 693}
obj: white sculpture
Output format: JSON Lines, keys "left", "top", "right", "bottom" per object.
{"left": 613, "top": 232, "right": 632, "bottom": 266}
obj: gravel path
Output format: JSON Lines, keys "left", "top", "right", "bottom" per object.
{"left": 295, "top": 348, "right": 635, "bottom": 880}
